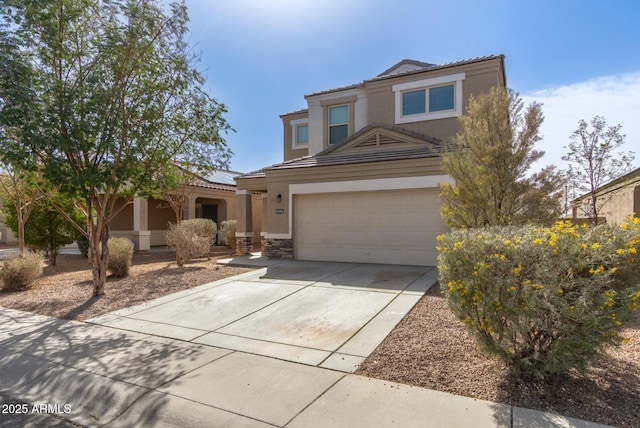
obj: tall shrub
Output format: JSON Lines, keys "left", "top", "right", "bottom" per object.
{"left": 88, "top": 237, "right": 133, "bottom": 277}
{"left": 220, "top": 220, "right": 237, "bottom": 249}
{"left": 166, "top": 218, "right": 217, "bottom": 266}
{"left": 107, "top": 238, "right": 133, "bottom": 277}
{"left": 438, "top": 219, "right": 640, "bottom": 379}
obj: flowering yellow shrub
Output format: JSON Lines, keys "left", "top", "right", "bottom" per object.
{"left": 437, "top": 218, "right": 640, "bottom": 379}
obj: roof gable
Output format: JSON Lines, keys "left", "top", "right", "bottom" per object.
{"left": 377, "top": 59, "right": 436, "bottom": 77}
{"left": 320, "top": 123, "right": 441, "bottom": 156}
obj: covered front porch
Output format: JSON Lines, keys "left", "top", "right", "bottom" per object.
{"left": 234, "top": 173, "right": 270, "bottom": 256}
{"left": 110, "top": 183, "right": 250, "bottom": 250}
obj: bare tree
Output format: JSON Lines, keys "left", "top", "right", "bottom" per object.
{"left": 562, "top": 116, "right": 635, "bottom": 224}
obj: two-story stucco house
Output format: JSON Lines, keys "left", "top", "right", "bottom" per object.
{"left": 235, "top": 55, "right": 506, "bottom": 266}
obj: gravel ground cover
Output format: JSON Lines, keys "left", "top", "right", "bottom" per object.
{"left": 1, "top": 247, "right": 637, "bottom": 426}
{"left": 0, "top": 247, "right": 253, "bottom": 321}
{"left": 357, "top": 284, "right": 640, "bottom": 428}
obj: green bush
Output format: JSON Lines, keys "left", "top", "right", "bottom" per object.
{"left": 107, "top": 237, "right": 133, "bottom": 277}
{"left": 438, "top": 219, "right": 640, "bottom": 379}
{"left": 3, "top": 195, "right": 86, "bottom": 265}
{"left": 1, "top": 252, "right": 44, "bottom": 291}
{"left": 165, "top": 218, "right": 217, "bottom": 265}
{"left": 220, "top": 220, "right": 237, "bottom": 249}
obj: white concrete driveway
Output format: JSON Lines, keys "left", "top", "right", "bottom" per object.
{"left": 88, "top": 258, "right": 437, "bottom": 372}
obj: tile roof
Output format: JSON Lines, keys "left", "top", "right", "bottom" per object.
{"left": 235, "top": 169, "right": 266, "bottom": 180}
{"left": 188, "top": 177, "right": 236, "bottom": 192}
{"left": 178, "top": 169, "right": 242, "bottom": 191}
{"left": 234, "top": 123, "right": 442, "bottom": 175}
{"left": 367, "top": 55, "right": 505, "bottom": 84}
{"left": 305, "top": 55, "right": 504, "bottom": 98}
{"left": 279, "top": 108, "right": 309, "bottom": 118}
{"left": 267, "top": 146, "right": 441, "bottom": 170}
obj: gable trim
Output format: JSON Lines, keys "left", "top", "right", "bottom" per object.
{"left": 320, "top": 122, "right": 441, "bottom": 156}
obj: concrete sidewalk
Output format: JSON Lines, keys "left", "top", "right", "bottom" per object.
{"left": 0, "top": 308, "right": 610, "bottom": 428}
{"left": 0, "top": 256, "right": 612, "bottom": 427}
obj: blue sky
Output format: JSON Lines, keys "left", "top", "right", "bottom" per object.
{"left": 181, "top": 0, "right": 640, "bottom": 173}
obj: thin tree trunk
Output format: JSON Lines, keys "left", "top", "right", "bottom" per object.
{"left": 87, "top": 196, "right": 110, "bottom": 297}
{"left": 17, "top": 221, "right": 25, "bottom": 258}
{"left": 90, "top": 225, "right": 109, "bottom": 297}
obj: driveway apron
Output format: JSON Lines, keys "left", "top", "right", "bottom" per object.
{"left": 87, "top": 259, "right": 438, "bottom": 372}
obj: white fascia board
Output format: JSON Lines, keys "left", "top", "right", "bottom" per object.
{"left": 290, "top": 176, "right": 452, "bottom": 194}
{"left": 306, "top": 88, "right": 359, "bottom": 103}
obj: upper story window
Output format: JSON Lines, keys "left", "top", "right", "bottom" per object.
{"left": 329, "top": 105, "right": 349, "bottom": 144}
{"left": 291, "top": 118, "right": 309, "bottom": 150}
{"left": 297, "top": 125, "right": 309, "bottom": 144}
{"left": 393, "top": 72, "right": 465, "bottom": 124}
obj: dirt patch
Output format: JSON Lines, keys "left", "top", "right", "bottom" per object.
{"left": 357, "top": 283, "right": 640, "bottom": 428}
{"left": 0, "top": 248, "right": 255, "bottom": 321}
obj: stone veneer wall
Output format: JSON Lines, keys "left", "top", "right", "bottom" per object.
{"left": 264, "top": 238, "right": 294, "bottom": 259}
{"left": 236, "top": 236, "right": 253, "bottom": 256}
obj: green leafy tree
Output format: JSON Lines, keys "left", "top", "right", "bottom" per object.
{"left": 440, "top": 87, "right": 565, "bottom": 227}
{"left": 2, "top": 194, "right": 86, "bottom": 265}
{"left": 562, "top": 116, "right": 635, "bottom": 224}
{"left": 0, "top": 0, "right": 231, "bottom": 296}
{"left": 0, "top": 167, "right": 42, "bottom": 257}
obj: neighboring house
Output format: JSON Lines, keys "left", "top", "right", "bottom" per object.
{"left": 0, "top": 170, "right": 262, "bottom": 249}
{"left": 571, "top": 167, "right": 640, "bottom": 224}
{"left": 234, "top": 55, "right": 506, "bottom": 266}
{"left": 110, "top": 170, "right": 263, "bottom": 250}
{"left": 0, "top": 196, "right": 17, "bottom": 244}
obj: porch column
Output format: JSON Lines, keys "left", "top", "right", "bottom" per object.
{"left": 131, "top": 197, "right": 151, "bottom": 250}
{"left": 185, "top": 194, "right": 197, "bottom": 221}
{"left": 235, "top": 190, "right": 253, "bottom": 256}
{"left": 260, "top": 193, "right": 268, "bottom": 252}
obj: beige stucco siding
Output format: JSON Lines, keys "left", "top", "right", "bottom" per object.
{"left": 282, "top": 111, "right": 310, "bottom": 161}
{"left": 281, "top": 57, "right": 505, "bottom": 159}
{"left": 364, "top": 58, "right": 504, "bottom": 141}
{"left": 148, "top": 197, "right": 175, "bottom": 229}
{"left": 573, "top": 177, "right": 640, "bottom": 224}
{"left": 262, "top": 156, "right": 446, "bottom": 235}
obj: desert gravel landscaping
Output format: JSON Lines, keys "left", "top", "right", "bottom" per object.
{"left": 0, "top": 247, "right": 254, "bottom": 321}
{"left": 1, "top": 247, "right": 638, "bottom": 427}
{"left": 357, "top": 284, "right": 640, "bottom": 428}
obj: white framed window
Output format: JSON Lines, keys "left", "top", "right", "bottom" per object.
{"left": 328, "top": 104, "right": 349, "bottom": 144}
{"left": 393, "top": 72, "right": 465, "bottom": 124}
{"left": 290, "top": 118, "right": 309, "bottom": 150}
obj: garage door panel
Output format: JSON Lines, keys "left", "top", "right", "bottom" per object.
{"left": 294, "top": 189, "right": 447, "bottom": 266}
